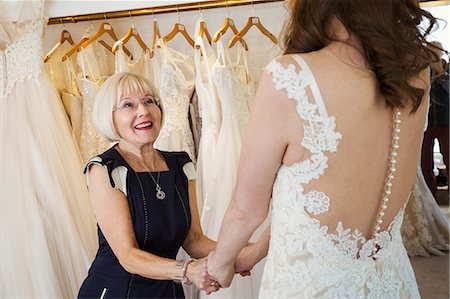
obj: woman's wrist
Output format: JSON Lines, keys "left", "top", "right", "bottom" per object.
{"left": 173, "top": 258, "right": 197, "bottom": 285}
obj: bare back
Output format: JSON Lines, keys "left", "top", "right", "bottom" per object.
{"left": 280, "top": 43, "right": 429, "bottom": 242}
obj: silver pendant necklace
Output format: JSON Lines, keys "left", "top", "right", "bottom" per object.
{"left": 149, "top": 171, "right": 166, "bottom": 200}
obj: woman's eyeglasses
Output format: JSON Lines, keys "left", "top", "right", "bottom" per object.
{"left": 113, "top": 96, "right": 160, "bottom": 113}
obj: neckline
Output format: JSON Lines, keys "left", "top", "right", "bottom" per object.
{"left": 113, "top": 146, "right": 171, "bottom": 174}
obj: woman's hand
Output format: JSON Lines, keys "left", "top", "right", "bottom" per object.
{"left": 207, "top": 251, "right": 235, "bottom": 288}
{"left": 185, "top": 257, "right": 221, "bottom": 294}
{"left": 235, "top": 243, "right": 259, "bottom": 275}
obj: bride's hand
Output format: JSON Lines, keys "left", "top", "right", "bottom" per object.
{"left": 185, "top": 257, "right": 221, "bottom": 294}
{"left": 207, "top": 251, "right": 235, "bottom": 288}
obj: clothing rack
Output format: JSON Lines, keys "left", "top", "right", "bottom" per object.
{"left": 47, "top": 0, "right": 285, "bottom": 25}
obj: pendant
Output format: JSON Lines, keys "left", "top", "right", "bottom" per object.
{"left": 156, "top": 185, "right": 166, "bottom": 200}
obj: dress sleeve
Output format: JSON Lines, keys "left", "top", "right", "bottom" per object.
{"left": 83, "top": 156, "right": 129, "bottom": 196}
{"left": 182, "top": 162, "right": 196, "bottom": 180}
{"left": 170, "top": 151, "right": 197, "bottom": 181}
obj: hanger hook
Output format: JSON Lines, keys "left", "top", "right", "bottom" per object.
{"left": 129, "top": 10, "right": 135, "bottom": 28}
{"left": 104, "top": 13, "right": 108, "bottom": 21}
{"left": 226, "top": 0, "right": 230, "bottom": 17}
{"left": 198, "top": 2, "right": 203, "bottom": 18}
{"left": 87, "top": 15, "right": 94, "bottom": 29}
{"left": 60, "top": 17, "right": 67, "bottom": 28}
{"left": 152, "top": 9, "right": 156, "bottom": 22}
{"left": 176, "top": 6, "right": 180, "bottom": 24}
{"left": 251, "top": 0, "right": 255, "bottom": 16}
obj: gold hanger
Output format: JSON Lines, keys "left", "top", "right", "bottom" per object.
{"left": 63, "top": 15, "right": 132, "bottom": 61}
{"left": 150, "top": 10, "right": 162, "bottom": 56}
{"left": 228, "top": 2, "right": 277, "bottom": 48}
{"left": 213, "top": 1, "right": 248, "bottom": 50}
{"left": 44, "top": 21, "right": 75, "bottom": 63}
{"left": 162, "top": 6, "right": 194, "bottom": 47}
{"left": 112, "top": 11, "right": 149, "bottom": 53}
{"left": 195, "top": 3, "right": 212, "bottom": 49}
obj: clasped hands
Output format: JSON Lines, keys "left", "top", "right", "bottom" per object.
{"left": 187, "top": 244, "right": 258, "bottom": 294}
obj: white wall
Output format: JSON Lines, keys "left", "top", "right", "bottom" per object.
{"left": 423, "top": 5, "right": 450, "bottom": 57}
{"left": 48, "top": 0, "right": 224, "bottom": 18}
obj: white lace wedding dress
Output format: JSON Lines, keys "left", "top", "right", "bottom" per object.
{"left": 401, "top": 164, "right": 450, "bottom": 257}
{"left": 259, "top": 55, "right": 420, "bottom": 298}
{"left": 153, "top": 40, "right": 196, "bottom": 162}
{"left": 193, "top": 23, "right": 221, "bottom": 217}
{"left": 0, "top": 0, "right": 96, "bottom": 297}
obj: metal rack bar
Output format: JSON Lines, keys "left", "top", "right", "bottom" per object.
{"left": 47, "top": 0, "right": 285, "bottom": 25}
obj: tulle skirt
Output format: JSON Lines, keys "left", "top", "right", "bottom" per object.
{"left": 0, "top": 73, "right": 97, "bottom": 297}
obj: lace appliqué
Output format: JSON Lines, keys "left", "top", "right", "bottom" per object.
{"left": 0, "top": 21, "right": 44, "bottom": 100}
{"left": 156, "top": 63, "right": 196, "bottom": 162}
{"left": 304, "top": 191, "right": 330, "bottom": 215}
{"left": 303, "top": 117, "right": 341, "bottom": 153}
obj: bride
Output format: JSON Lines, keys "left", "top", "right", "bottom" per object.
{"left": 206, "top": 0, "right": 442, "bottom": 297}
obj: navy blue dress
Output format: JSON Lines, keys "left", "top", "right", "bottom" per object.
{"left": 78, "top": 147, "right": 192, "bottom": 299}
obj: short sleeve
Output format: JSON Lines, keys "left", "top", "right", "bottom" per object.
{"left": 169, "top": 151, "right": 196, "bottom": 181}
{"left": 84, "top": 156, "right": 128, "bottom": 196}
{"left": 182, "top": 162, "right": 196, "bottom": 180}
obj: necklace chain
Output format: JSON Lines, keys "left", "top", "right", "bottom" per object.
{"left": 148, "top": 171, "right": 166, "bottom": 200}
{"left": 116, "top": 146, "right": 166, "bottom": 200}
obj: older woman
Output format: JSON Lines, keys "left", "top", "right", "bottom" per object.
{"left": 78, "top": 72, "right": 219, "bottom": 298}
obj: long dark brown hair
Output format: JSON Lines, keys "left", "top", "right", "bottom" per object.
{"left": 283, "top": 0, "right": 445, "bottom": 112}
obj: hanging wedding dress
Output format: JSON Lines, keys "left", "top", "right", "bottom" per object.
{"left": 153, "top": 39, "right": 196, "bottom": 162}
{"left": 76, "top": 27, "right": 114, "bottom": 162}
{"left": 0, "top": 0, "right": 96, "bottom": 297}
{"left": 402, "top": 165, "right": 450, "bottom": 256}
{"left": 45, "top": 46, "right": 83, "bottom": 145}
{"left": 114, "top": 41, "right": 161, "bottom": 101}
{"left": 193, "top": 22, "right": 221, "bottom": 216}
{"left": 202, "top": 40, "right": 251, "bottom": 238}
{"left": 196, "top": 36, "right": 267, "bottom": 298}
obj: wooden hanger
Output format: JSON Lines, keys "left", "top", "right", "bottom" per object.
{"left": 228, "top": 16, "right": 277, "bottom": 48}
{"left": 112, "top": 26, "right": 149, "bottom": 53}
{"left": 62, "top": 36, "right": 90, "bottom": 61}
{"left": 214, "top": 17, "right": 248, "bottom": 50}
{"left": 44, "top": 29, "right": 75, "bottom": 63}
{"left": 151, "top": 19, "right": 162, "bottom": 56}
{"left": 63, "top": 22, "right": 132, "bottom": 61}
{"left": 163, "top": 23, "right": 195, "bottom": 47}
{"left": 195, "top": 20, "right": 212, "bottom": 49}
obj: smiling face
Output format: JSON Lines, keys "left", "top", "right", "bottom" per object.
{"left": 113, "top": 90, "right": 162, "bottom": 149}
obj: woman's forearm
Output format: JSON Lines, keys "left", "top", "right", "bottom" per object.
{"left": 183, "top": 234, "right": 216, "bottom": 258}
{"left": 119, "top": 248, "right": 182, "bottom": 280}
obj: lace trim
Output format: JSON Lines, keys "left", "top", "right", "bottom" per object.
{"left": 0, "top": 20, "right": 44, "bottom": 99}
{"left": 272, "top": 168, "right": 406, "bottom": 260}
{"left": 265, "top": 59, "right": 342, "bottom": 187}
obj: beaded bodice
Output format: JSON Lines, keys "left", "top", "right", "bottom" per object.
{"left": 0, "top": 0, "right": 45, "bottom": 100}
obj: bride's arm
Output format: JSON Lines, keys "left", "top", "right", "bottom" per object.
{"left": 207, "top": 67, "right": 292, "bottom": 287}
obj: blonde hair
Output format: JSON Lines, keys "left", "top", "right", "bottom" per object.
{"left": 93, "top": 72, "right": 160, "bottom": 141}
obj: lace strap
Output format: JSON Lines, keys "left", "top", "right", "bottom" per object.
{"left": 292, "top": 55, "right": 329, "bottom": 118}
{"left": 235, "top": 42, "right": 252, "bottom": 83}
